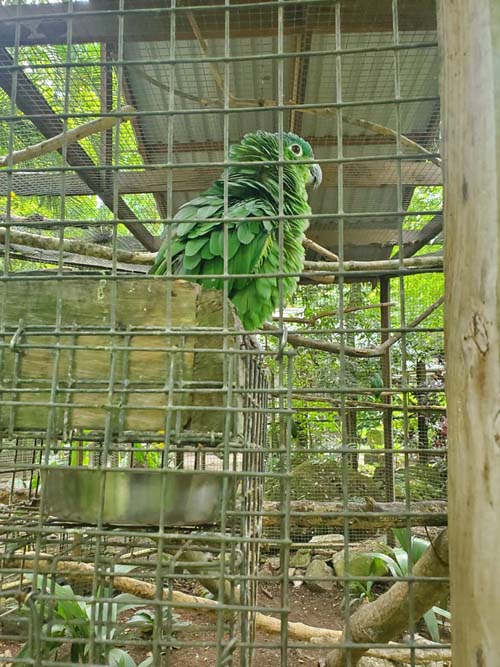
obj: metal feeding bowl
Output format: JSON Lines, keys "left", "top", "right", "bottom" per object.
{"left": 41, "top": 468, "right": 228, "bottom": 527}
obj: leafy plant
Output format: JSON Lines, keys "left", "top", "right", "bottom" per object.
{"left": 126, "top": 606, "right": 190, "bottom": 644}
{"left": 13, "top": 576, "right": 153, "bottom": 666}
{"left": 364, "top": 528, "right": 450, "bottom": 641}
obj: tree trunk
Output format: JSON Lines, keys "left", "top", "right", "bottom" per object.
{"left": 439, "top": 1, "right": 500, "bottom": 664}
{"left": 325, "top": 530, "right": 449, "bottom": 667}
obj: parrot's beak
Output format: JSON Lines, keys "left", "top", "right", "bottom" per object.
{"left": 309, "top": 163, "right": 323, "bottom": 189}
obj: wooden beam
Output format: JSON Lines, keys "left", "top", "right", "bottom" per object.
{"left": 146, "top": 134, "right": 429, "bottom": 155}
{"left": 0, "top": 48, "right": 156, "bottom": 251}
{"left": 400, "top": 213, "right": 442, "bottom": 259}
{"left": 0, "top": 159, "right": 442, "bottom": 198}
{"left": 440, "top": 1, "right": 500, "bottom": 665}
{"left": 0, "top": 0, "right": 437, "bottom": 47}
{"left": 289, "top": 31, "right": 313, "bottom": 135}
{"left": 120, "top": 61, "right": 170, "bottom": 220}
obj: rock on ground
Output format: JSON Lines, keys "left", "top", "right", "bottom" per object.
{"left": 304, "top": 559, "right": 334, "bottom": 592}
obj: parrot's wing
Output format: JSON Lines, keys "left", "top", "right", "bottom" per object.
{"left": 150, "top": 195, "right": 225, "bottom": 275}
{"left": 177, "top": 198, "right": 276, "bottom": 295}
{"left": 150, "top": 191, "right": 283, "bottom": 328}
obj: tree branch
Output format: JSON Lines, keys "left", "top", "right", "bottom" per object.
{"left": 0, "top": 227, "right": 154, "bottom": 265}
{"left": 325, "top": 529, "right": 449, "bottom": 667}
{"left": 8, "top": 551, "right": 451, "bottom": 665}
{"left": 264, "top": 296, "right": 444, "bottom": 358}
{"left": 303, "top": 237, "right": 339, "bottom": 261}
{"left": 273, "top": 302, "right": 395, "bottom": 324}
{"left": 1, "top": 227, "right": 443, "bottom": 284}
{"left": 303, "top": 256, "right": 443, "bottom": 274}
{"left": 291, "top": 393, "right": 446, "bottom": 413}
{"left": 0, "top": 106, "right": 135, "bottom": 168}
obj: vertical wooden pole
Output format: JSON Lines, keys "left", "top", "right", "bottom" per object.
{"left": 439, "top": 1, "right": 500, "bottom": 664}
{"left": 380, "top": 277, "right": 394, "bottom": 502}
{"left": 415, "top": 359, "right": 429, "bottom": 462}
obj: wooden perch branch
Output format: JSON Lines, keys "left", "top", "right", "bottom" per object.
{"left": 0, "top": 227, "right": 153, "bottom": 265}
{"left": 291, "top": 393, "right": 446, "bottom": 413}
{"left": 273, "top": 302, "right": 395, "bottom": 324}
{"left": 264, "top": 295, "right": 444, "bottom": 357}
{"left": 325, "top": 529, "right": 449, "bottom": 667}
{"left": 303, "top": 237, "right": 339, "bottom": 261}
{"left": 0, "top": 106, "right": 135, "bottom": 168}
{"left": 297, "top": 107, "right": 441, "bottom": 168}
{"left": 7, "top": 551, "right": 451, "bottom": 665}
{"left": 0, "top": 226, "right": 443, "bottom": 284}
{"left": 303, "top": 256, "right": 443, "bottom": 274}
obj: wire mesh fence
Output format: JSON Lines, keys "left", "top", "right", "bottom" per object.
{"left": 0, "top": 1, "right": 447, "bottom": 666}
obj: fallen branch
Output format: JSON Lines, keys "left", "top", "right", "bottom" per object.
{"left": 262, "top": 499, "right": 447, "bottom": 532}
{"left": 7, "top": 552, "right": 451, "bottom": 665}
{"left": 325, "top": 529, "right": 449, "bottom": 667}
{"left": 0, "top": 106, "right": 135, "bottom": 168}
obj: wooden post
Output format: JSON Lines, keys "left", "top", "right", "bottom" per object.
{"left": 415, "top": 359, "right": 429, "bottom": 462}
{"left": 439, "top": 1, "right": 500, "bottom": 664}
{"left": 380, "top": 277, "right": 394, "bottom": 502}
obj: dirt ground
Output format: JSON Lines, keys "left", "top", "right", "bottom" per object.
{"left": 0, "top": 584, "right": 345, "bottom": 666}
{"left": 157, "top": 585, "right": 345, "bottom": 667}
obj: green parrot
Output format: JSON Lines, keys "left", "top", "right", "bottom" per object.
{"left": 150, "top": 131, "right": 322, "bottom": 330}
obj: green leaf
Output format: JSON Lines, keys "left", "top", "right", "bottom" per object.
{"left": 392, "top": 547, "right": 409, "bottom": 575}
{"left": 393, "top": 528, "right": 430, "bottom": 564}
{"left": 137, "top": 656, "right": 154, "bottom": 667}
{"left": 422, "top": 608, "right": 440, "bottom": 642}
{"left": 432, "top": 605, "right": 451, "bottom": 620}
{"left": 410, "top": 537, "right": 431, "bottom": 562}
{"left": 393, "top": 528, "right": 412, "bottom": 553}
{"left": 108, "top": 647, "right": 137, "bottom": 667}
{"left": 127, "top": 608, "right": 154, "bottom": 630}
{"left": 366, "top": 552, "right": 403, "bottom": 578}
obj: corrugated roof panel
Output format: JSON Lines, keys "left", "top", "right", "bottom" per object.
{"left": 120, "top": 19, "right": 440, "bottom": 260}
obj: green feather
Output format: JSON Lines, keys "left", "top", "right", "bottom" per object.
{"left": 150, "top": 130, "right": 320, "bottom": 329}
{"left": 237, "top": 223, "right": 257, "bottom": 245}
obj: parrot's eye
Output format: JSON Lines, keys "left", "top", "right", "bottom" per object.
{"left": 290, "top": 143, "right": 302, "bottom": 156}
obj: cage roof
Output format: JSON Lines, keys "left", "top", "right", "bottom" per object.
{"left": 0, "top": 0, "right": 441, "bottom": 262}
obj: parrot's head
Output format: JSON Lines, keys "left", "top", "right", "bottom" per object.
{"left": 229, "top": 131, "right": 322, "bottom": 194}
